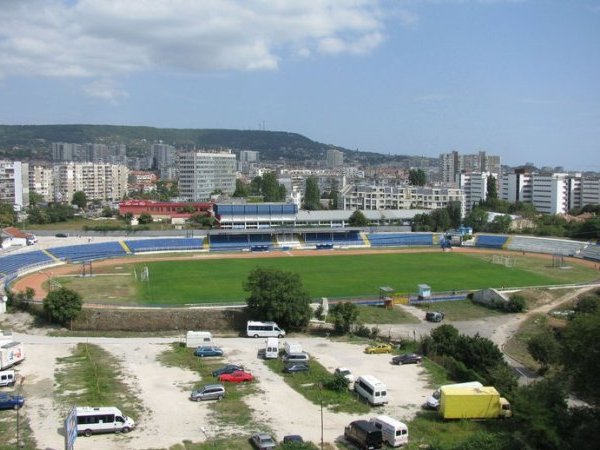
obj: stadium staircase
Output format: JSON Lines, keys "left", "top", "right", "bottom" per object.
{"left": 503, "top": 236, "right": 513, "bottom": 250}
{"left": 119, "top": 241, "right": 132, "bottom": 254}
{"left": 360, "top": 232, "right": 371, "bottom": 247}
{"left": 42, "top": 248, "right": 61, "bottom": 262}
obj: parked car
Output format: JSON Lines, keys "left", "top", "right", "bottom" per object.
{"left": 425, "top": 311, "right": 445, "bottom": 322}
{"left": 250, "top": 432, "right": 276, "bottom": 450}
{"left": 218, "top": 370, "right": 254, "bottom": 383}
{"left": 282, "top": 351, "right": 310, "bottom": 364}
{"left": 365, "top": 343, "right": 393, "bottom": 354}
{"left": 283, "top": 362, "right": 309, "bottom": 374}
{"left": 334, "top": 367, "right": 355, "bottom": 384}
{"left": 392, "top": 353, "right": 423, "bottom": 365}
{"left": 212, "top": 364, "right": 244, "bottom": 377}
{"left": 0, "top": 393, "right": 24, "bottom": 410}
{"left": 283, "top": 435, "right": 304, "bottom": 443}
{"left": 194, "top": 346, "right": 224, "bottom": 357}
{"left": 54, "top": 233, "right": 69, "bottom": 238}
{"left": 190, "top": 384, "right": 225, "bottom": 401}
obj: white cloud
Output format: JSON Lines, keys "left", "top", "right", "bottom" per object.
{"left": 0, "top": 0, "right": 387, "bottom": 79}
{"left": 83, "top": 78, "right": 128, "bottom": 103}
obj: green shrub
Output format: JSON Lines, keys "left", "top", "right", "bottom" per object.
{"left": 505, "top": 294, "right": 526, "bottom": 312}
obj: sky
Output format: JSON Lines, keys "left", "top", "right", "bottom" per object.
{"left": 0, "top": 0, "right": 599, "bottom": 171}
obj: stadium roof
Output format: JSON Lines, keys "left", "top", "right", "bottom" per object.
{"left": 295, "top": 209, "right": 430, "bottom": 221}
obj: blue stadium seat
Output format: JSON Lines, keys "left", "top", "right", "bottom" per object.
{"left": 0, "top": 251, "right": 54, "bottom": 277}
{"left": 47, "top": 242, "right": 126, "bottom": 263}
{"left": 125, "top": 238, "right": 203, "bottom": 253}
{"left": 475, "top": 234, "right": 509, "bottom": 249}
{"left": 367, "top": 233, "right": 434, "bottom": 247}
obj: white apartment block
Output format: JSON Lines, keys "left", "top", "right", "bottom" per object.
{"left": 49, "top": 163, "right": 128, "bottom": 203}
{"left": 29, "top": 165, "right": 54, "bottom": 202}
{"left": 531, "top": 173, "right": 570, "bottom": 215}
{"left": 238, "top": 150, "right": 259, "bottom": 173}
{"left": 0, "top": 160, "right": 29, "bottom": 211}
{"left": 581, "top": 178, "right": 600, "bottom": 207}
{"left": 501, "top": 171, "right": 533, "bottom": 203}
{"left": 325, "top": 149, "right": 344, "bottom": 169}
{"left": 459, "top": 172, "right": 496, "bottom": 213}
{"left": 439, "top": 151, "right": 501, "bottom": 184}
{"left": 178, "top": 150, "right": 236, "bottom": 201}
{"left": 340, "top": 184, "right": 463, "bottom": 213}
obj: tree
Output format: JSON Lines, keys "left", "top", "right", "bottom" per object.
{"left": 348, "top": 210, "right": 369, "bottom": 227}
{"left": 233, "top": 179, "right": 249, "bottom": 198}
{"left": 486, "top": 215, "right": 512, "bottom": 234}
{"left": 486, "top": 174, "right": 498, "bottom": 201}
{"left": 71, "top": 191, "right": 87, "bottom": 209}
{"left": 430, "top": 208, "right": 450, "bottom": 231}
{"left": 329, "top": 302, "right": 359, "bottom": 334}
{"left": 29, "top": 191, "right": 45, "bottom": 207}
{"left": 528, "top": 331, "right": 560, "bottom": 372}
{"left": 303, "top": 176, "right": 321, "bottom": 210}
{"left": 261, "top": 172, "right": 285, "bottom": 202}
{"left": 101, "top": 206, "right": 114, "bottom": 218}
{"left": 445, "top": 201, "right": 462, "bottom": 229}
{"left": 138, "top": 213, "right": 153, "bottom": 224}
{"left": 409, "top": 169, "right": 427, "bottom": 186}
{"left": 328, "top": 179, "right": 339, "bottom": 209}
{"left": 464, "top": 207, "right": 488, "bottom": 232}
{"left": 561, "top": 309, "right": 600, "bottom": 407}
{"left": 0, "top": 201, "right": 16, "bottom": 227}
{"left": 244, "top": 268, "right": 312, "bottom": 331}
{"left": 43, "top": 287, "right": 83, "bottom": 327}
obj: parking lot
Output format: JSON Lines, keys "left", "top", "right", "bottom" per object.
{"left": 12, "top": 333, "right": 432, "bottom": 449}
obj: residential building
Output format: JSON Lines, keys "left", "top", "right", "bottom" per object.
{"left": 29, "top": 165, "right": 54, "bottom": 203}
{"left": 439, "top": 150, "right": 500, "bottom": 184}
{"left": 501, "top": 170, "right": 533, "bottom": 204}
{"left": 238, "top": 150, "right": 259, "bottom": 173}
{"left": 51, "top": 163, "right": 128, "bottom": 203}
{"left": 581, "top": 178, "right": 600, "bottom": 207}
{"left": 325, "top": 149, "right": 344, "bottom": 169}
{"left": 0, "top": 160, "right": 29, "bottom": 211}
{"left": 178, "top": 150, "right": 236, "bottom": 201}
{"left": 459, "top": 172, "right": 497, "bottom": 213}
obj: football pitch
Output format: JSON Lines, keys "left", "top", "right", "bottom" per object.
{"left": 56, "top": 251, "right": 598, "bottom": 305}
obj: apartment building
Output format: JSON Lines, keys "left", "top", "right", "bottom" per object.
{"left": 0, "top": 160, "right": 29, "bottom": 211}
{"left": 325, "top": 149, "right": 344, "bottom": 169}
{"left": 52, "top": 142, "right": 127, "bottom": 164}
{"left": 29, "top": 165, "right": 54, "bottom": 202}
{"left": 439, "top": 151, "right": 501, "bottom": 184}
{"left": 459, "top": 172, "right": 496, "bottom": 213}
{"left": 238, "top": 150, "right": 259, "bottom": 174}
{"left": 501, "top": 170, "right": 533, "bottom": 204}
{"left": 50, "top": 163, "right": 128, "bottom": 203}
{"left": 178, "top": 150, "right": 236, "bottom": 201}
{"left": 581, "top": 178, "right": 600, "bottom": 207}
{"left": 340, "top": 184, "right": 463, "bottom": 213}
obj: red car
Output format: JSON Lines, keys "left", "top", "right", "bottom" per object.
{"left": 218, "top": 370, "right": 254, "bottom": 383}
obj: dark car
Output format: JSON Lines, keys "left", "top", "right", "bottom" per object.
{"left": 283, "top": 435, "right": 304, "bottom": 443}
{"left": 425, "top": 311, "right": 445, "bottom": 322}
{"left": 194, "top": 346, "right": 224, "bottom": 357}
{"left": 0, "top": 393, "right": 25, "bottom": 410}
{"left": 212, "top": 364, "right": 244, "bottom": 377}
{"left": 54, "top": 233, "right": 69, "bottom": 238}
{"left": 392, "top": 353, "right": 423, "bottom": 365}
{"left": 283, "top": 362, "right": 309, "bottom": 374}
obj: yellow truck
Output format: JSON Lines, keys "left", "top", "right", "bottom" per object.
{"left": 439, "top": 386, "right": 512, "bottom": 420}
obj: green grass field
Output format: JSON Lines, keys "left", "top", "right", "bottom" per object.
{"left": 56, "top": 251, "right": 598, "bottom": 306}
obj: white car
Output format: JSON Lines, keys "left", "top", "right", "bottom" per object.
{"left": 334, "top": 367, "right": 355, "bottom": 384}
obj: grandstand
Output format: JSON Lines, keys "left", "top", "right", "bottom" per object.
{"left": 208, "top": 233, "right": 273, "bottom": 251}
{"left": 0, "top": 250, "right": 55, "bottom": 278}
{"left": 367, "top": 232, "right": 434, "bottom": 247}
{"left": 125, "top": 238, "right": 204, "bottom": 253}
{"left": 303, "top": 231, "right": 363, "bottom": 247}
{"left": 580, "top": 243, "right": 600, "bottom": 262}
{"left": 506, "top": 236, "right": 586, "bottom": 256}
{"left": 47, "top": 241, "right": 127, "bottom": 263}
{"left": 474, "top": 234, "right": 509, "bottom": 249}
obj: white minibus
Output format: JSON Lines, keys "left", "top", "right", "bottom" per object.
{"left": 370, "top": 415, "right": 408, "bottom": 447}
{"left": 354, "top": 375, "right": 388, "bottom": 406}
{"left": 76, "top": 406, "right": 135, "bottom": 437}
{"left": 264, "top": 338, "right": 279, "bottom": 359}
{"left": 246, "top": 321, "right": 286, "bottom": 338}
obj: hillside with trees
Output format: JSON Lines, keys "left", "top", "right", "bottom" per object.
{"left": 0, "top": 124, "right": 423, "bottom": 165}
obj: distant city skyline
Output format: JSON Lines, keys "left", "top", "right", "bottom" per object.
{"left": 0, "top": 1, "right": 598, "bottom": 171}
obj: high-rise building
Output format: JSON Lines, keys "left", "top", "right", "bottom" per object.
{"left": 326, "top": 149, "right": 344, "bottom": 169}
{"left": 238, "top": 150, "right": 259, "bottom": 173}
{"left": 29, "top": 165, "right": 54, "bottom": 203}
{"left": 0, "top": 160, "right": 29, "bottom": 211}
{"left": 439, "top": 151, "right": 500, "bottom": 184}
{"left": 459, "top": 172, "right": 496, "bottom": 213}
{"left": 51, "top": 163, "right": 128, "bottom": 203}
{"left": 178, "top": 150, "right": 236, "bottom": 201}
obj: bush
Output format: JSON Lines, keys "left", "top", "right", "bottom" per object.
{"left": 505, "top": 294, "right": 526, "bottom": 312}
{"left": 323, "top": 373, "right": 350, "bottom": 392}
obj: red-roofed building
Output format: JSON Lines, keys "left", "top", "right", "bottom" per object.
{"left": 119, "top": 200, "right": 213, "bottom": 220}
{"left": 1, "top": 227, "right": 37, "bottom": 248}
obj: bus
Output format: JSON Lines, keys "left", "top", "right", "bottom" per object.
{"left": 75, "top": 406, "right": 135, "bottom": 437}
{"left": 354, "top": 375, "right": 388, "bottom": 406}
{"left": 246, "top": 321, "right": 286, "bottom": 338}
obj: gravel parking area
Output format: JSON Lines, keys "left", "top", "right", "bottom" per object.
{"left": 13, "top": 333, "right": 432, "bottom": 449}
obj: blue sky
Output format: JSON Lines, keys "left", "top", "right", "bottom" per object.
{"left": 0, "top": 0, "right": 599, "bottom": 171}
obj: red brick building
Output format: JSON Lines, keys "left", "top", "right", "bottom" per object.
{"left": 119, "top": 200, "right": 212, "bottom": 219}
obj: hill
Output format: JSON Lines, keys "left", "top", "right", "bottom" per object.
{"left": 0, "top": 124, "right": 420, "bottom": 164}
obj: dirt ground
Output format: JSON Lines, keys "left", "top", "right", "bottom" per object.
{"left": 10, "top": 332, "right": 432, "bottom": 449}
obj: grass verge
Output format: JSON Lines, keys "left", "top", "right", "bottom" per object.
{"left": 157, "top": 343, "right": 260, "bottom": 430}
{"left": 356, "top": 305, "right": 420, "bottom": 324}
{"left": 0, "top": 412, "right": 36, "bottom": 450}
{"left": 502, "top": 313, "right": 546, "bottom": 371}
{"left": 54, "top": 343, "right": 143, "bottom": 420}
{"left": 414, "top": 299, "right": 506, "bottom": 321}
{"left": 263, "top": 357, "right": 370, "bottom": 414}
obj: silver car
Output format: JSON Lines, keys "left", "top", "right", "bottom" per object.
{"left": 190, "top": 384, "right": 225, "bottom": 401}
{"left": 250, "top": 432, "right": 276, "bottom": 450}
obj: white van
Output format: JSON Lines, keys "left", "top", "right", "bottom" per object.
{"left": 370, "top": 415, "right": 408, "bottom": 447}
{"left": 0, "top": 369, "right": 16, "bottom": 387}
{"left": 76, "top": 406, "right": 135, "bottom": 436}
{"left": 264, "top": 338, "right": 279, "bottom": 359}
{"left": 354, "top": 375, "right": 388, "bottom": 406}
{"left": 246, "top": 321, "right": 286, "bottom": 338}
{"left": 284, "top": 342, "right": 302, "bottom": 355}
{"left": 426, "top": 381, "right": 483, "bottom": 409}
{"left": 186, "top": 331, "right": 213, "bottom": 348}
